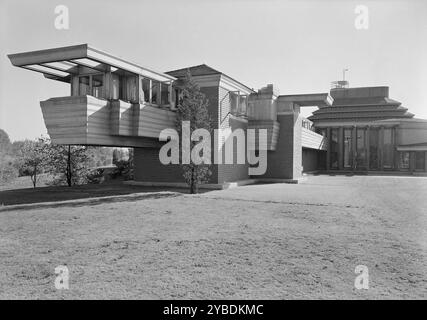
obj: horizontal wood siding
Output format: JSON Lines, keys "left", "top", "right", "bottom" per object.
{"left": 301, "top": 127, "right": 327, "bottom": 150}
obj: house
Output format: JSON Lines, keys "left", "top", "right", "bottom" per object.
{"left": 8, "top": 44, "right": 427, "bottom": 188}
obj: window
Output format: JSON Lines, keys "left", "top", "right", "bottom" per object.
{"left": 238, "top": 95, "right": 248, "bottom": 116}
{"left": 174, "top": 88, "right": 182, "bottom": 109}
{"left": 229, "top": 91, "right": 247, "bottom": 116}
{"left": 356, "top": 127, "right": 367, "bottom": 169}
{"left": 415, "top": 152, "right": 425, "bottom": 171}
{"left": 399, "top": 152, "right": 410, "bottom": 170}
{"left": 329, "top": 128, "right": 339, "bottom": 169}
{"left": 161, "top": 83, "right": 170, "bottom": 105}
{"left": 78, "top": 76, "right": 90, "bottom": 95}
{"left": 78, "top": 74, "right": 104, "bottom": 98}
{"left": 343, "top": 128, "right": 352, "bottom": 169}
{"left": 141, "top": 78, "right": 150, "bottom": 103}
{"left": 230, "top": 91, "right": 238, "bottom": 115}
{"left": 151, "top": 81, "right": 160, "bottom": 104}
{"left": 317, "top": 128, "right": 327, "bottom": 137}
{"left": 383, "top": 128, "right": 394, "bottom": 169}
{"left": 369, "top": 128, "right": 379, "bottom": 170}
{"left": 111, "top": 75, "right": 119, "bottom": 99}
{"left": 91, "top": 74, "right": 103, "bottom": 98}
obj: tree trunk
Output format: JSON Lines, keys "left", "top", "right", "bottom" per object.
{"left": 190, "top": 166, "right": 195, "bottom": 194}
{"left": 190, "top": 166, "right": 198, "bottom": 194}
{"left": 32, "top": 164, "right": 37, "bottom": 188}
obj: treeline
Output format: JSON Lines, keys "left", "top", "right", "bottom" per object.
{"left": 0, "top": 129, "right": 133, "bottom": 187}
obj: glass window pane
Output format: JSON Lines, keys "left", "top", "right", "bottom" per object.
{"left": 238, "top": 95, "right": 247, "bottom": 116}
{"left": 92, "top": 74, "right": 103, "bottom": 98}
{"left": 79, "top": 76, "right": 90, "bottom": 95}
{"left": 369, "top": 128, "right": 379, "bottom": 170}
{"left": 330, "top": 129, "right": 339, "bottom": 169}
{"left": 415, "top": 152, "right": 425, "bottom": 170}
{"left": 111, "top": 74, "right": 119, "bottom": 99}
{"left": 151, "top": 81, "right": 160, "bottom": 104}
{"left": 356, "top": 128, "right": 367, "bottom": 169}
{"left": 161, "top": 83, "right": 169, "bottom": 105}
{"left": 141, "top": 78, "right": 150, "bottom": 103}
{"left": 230, "top": 92, "right": 238, "bottom": 115}
{"left": 399, "top": 152, "right": 410, "bottom": 169}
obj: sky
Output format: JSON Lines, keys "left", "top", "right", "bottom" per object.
{"left": 0, "top": 0, "right": 426, "bottom": 142}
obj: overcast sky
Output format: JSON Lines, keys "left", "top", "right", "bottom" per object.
{"left": 1, "top": 0, "right": 426, "bottom": 141}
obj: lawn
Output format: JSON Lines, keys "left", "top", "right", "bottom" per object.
{"left": 0, "top": 175, "right": 426, "bottom": 299}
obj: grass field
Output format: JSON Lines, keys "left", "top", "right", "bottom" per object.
{"left": 0, "top": 175, "right": 426, "bottom": 299}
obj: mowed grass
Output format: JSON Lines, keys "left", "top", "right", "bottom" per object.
{"left": 0, "top": 175, "right": 426, "bottom": 299}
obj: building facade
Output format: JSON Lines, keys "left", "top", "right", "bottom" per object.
{"left": 8, "top": 44, "right": 427, "bottom": 188}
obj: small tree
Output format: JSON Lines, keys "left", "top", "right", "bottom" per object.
{"left": 175, "top": 71, "right": 212, "bottom": 194}
{"left": 46, "top": 144, "right": 90, "bottom": 187}
{"left": 18, "top": 138, "right": 47, "bottom": 188}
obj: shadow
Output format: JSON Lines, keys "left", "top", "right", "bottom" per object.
{"left": 0, "top": 191, "right": 182, "bottom": 212}
{"left": 0, "top": 182, "right": 192, "bottom": 208}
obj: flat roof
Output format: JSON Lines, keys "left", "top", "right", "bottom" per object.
{"left": 8, "top": 44, "right": 176, "bottom": 83}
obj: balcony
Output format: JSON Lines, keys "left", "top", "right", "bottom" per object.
{"left": 41, "top": 95, "right": 177, "bottom": 147}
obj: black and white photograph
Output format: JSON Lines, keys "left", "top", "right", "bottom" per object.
{"left": 0, "top": 0, "right": 426, "bottom": 309}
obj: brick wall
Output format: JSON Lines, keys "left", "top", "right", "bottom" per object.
{"left": 134, "top": 147, "right": 184, "bottom": 182}
{"left": 302, "top": 148, "right": 319, "bottom": 172}
{"left": 134, "top": 86, "right": 221, "bottom": 184}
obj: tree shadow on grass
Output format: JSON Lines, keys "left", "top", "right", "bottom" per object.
{"left": 0, "top": 180, "right": 217, "bottom": 210}
{"left": 0, "top": 191, "right": 183, "bottom": 212}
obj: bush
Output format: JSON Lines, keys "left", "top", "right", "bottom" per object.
{"left": 86, "top": 168, "right": 105, "bottom": 184}
{"left": 112, "top": 160, "right": 134, "bottom": 180}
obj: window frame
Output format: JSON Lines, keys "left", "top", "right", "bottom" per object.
{"left": 77, "top": 73, "right": 105, "bottom": 99}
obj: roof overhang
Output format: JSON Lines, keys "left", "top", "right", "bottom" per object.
{"left": 8, "top": 44, "right": 176, "bottom": 83}
{"left": 277, "top": 93, "right": 334, "bottom": 107}
{"left": 397, "top": 144, "right": 427, "bottom": 151}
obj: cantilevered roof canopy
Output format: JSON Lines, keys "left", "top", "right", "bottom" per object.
{"left": 277, "top": 93, "right": 334, "bottom": 107}
{"left": 8, "top": 44, "right": 176, "bottom": 83}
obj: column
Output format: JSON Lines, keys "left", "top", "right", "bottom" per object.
{"left": 338, "top": 127, "right": 343, "bottom": 170}
{"left": 326, "top": 127, "right": 331, "bottom": 171}
{"left": 379, "top": 126, "right": 384, "bottom": 170}
{"left": 366, "top": 127, "right": 370, "bottom": 171}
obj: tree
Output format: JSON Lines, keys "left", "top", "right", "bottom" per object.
{"left": 0, "top": 129, "right": 18, "bottom": 185}
{"left": 46, "top": 143, "right": 90, "bottom": 187}
{"left": 0, "top": 155, "right": 18, "bottom": 185}
{"left": 0, "top": 129, "right": 11, "bottom": 154}
{"left": 18, "top": 138, "right": 47, "bottom": 188}
{"left": 175, "top": 71, "right": 212, "bottom": 194}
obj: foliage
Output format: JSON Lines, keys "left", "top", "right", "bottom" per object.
{"left": 0, "top": 129, "right": 18, "bottom": 184}
{"left": 45, "top": 144, "right": 91, "bottom": 187}
{"left": 86, "top": 147, "right": 114, "bottom": 168}
{"left": 16, "top": 138, "right": 48, "bottom": 188}
{"left": 0, "top": 129, "right": 11, "bottom": 154}
{"left": 0, "top": 154, "right": 18, "bottom": 184}
{"left": 0, "top": 128, "right": 130, "bottom": 188}
{"left": 175, "top": 71, "right": 212, "bottom": 193}
{"left": 86, "top": 168, "right": 105, "bottom": 184}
